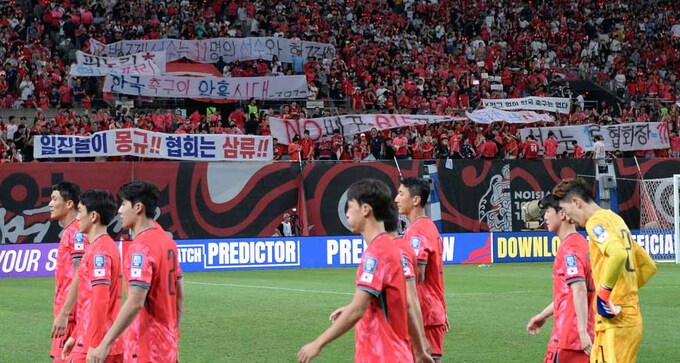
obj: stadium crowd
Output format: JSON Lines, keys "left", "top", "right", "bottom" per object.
{"left": 1, "top": 0, "right": 680, "bottom": 162}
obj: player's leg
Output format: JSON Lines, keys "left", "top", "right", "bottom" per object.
{"left": 612, "top": 325, "right": 642, "bottom": 363}
{"left": 590, "top": 329, "right": 611, "bottom": 363}
{"left": 425, "top": 325, "right": 446, "bottom": 361}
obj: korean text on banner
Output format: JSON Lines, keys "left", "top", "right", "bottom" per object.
{"left": 89, "top": 37, "right": 336, "bottom": 64}
{"left": 269, "top": 114, "right": 467, "bottom": 144}
{"left": 103, "top": 74, "right": 308, "bottom": 100}
{"left": 481, "top": 96, "right": 572, "bottom": 114}
{"left": 75, "top": 50, "right": 167, "bottom": 73}
{"left": 519, "top": 122, "right": 670, "bottom": 153}
{"left": 465, "top": 108, "right": 555, "bottom": 124}
{"left": 33, "top": 128, "right": 273, "bottom": 161}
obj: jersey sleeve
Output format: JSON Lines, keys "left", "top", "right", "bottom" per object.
{"left": 70, "top": 230, "right": 87, "bottom": 259}
{"left": 409, "top": 232, "right": 433, "bottom": 265}
{"left": 561, "top": 242, "right": 587, "bottom": 285}
{"left": 356, "top": 250, "right": 386, "bottom": 298}
{"left": 633, "top": 242, "right": 657, "bottom": 288}
{"left": 90, "top": 252, "right": 113, "bottom": 286}
{"left": 586, "top": 215, "right": 628, "bottom": 288}
{"left": 400, "top": 252, "right": 416, "bottom": 282}
{"left": 124, "top": 244, "right": 154, "bottom": 290}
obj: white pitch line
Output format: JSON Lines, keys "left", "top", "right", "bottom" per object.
{"left": 185, "top": 281, "right": 354, "bottom": 296}
{"left": 186, "top": 281, "right": 542, "bottom": 298}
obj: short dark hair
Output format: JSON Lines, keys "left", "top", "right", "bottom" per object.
{"left": 384, "top": 204, "right": 399, "bottom": 233}
{"left": 400, "top": 177, "right": 430, "bottom": 207}
{"left": 118, "top": 180, "right": 160, "bottom": 219}
{"left": 539, "top": 194, "right": 560, "bottom": 212}
{"left": 551, "top": 177, "right": 594, "bottom": 203}
{"left": 52, "top": 181, "right": 81, "bottom": 206}
{"left": 80, "top": 189, "right": 117, "bottom": 225}
{"left": 347, "top": 179, "right": 393, "bottom": 222}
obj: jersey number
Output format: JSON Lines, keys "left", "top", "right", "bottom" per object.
{"left": 167, "top": 249, "right": 177, "bottom": 296}
{"left": 620, "top": 229, "right": 636, "bottom": 272}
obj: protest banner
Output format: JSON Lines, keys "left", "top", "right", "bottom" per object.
{"left": 481, "top": 97, "right": 571, "bottom": 114}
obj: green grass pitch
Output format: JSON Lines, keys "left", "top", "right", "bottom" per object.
{"left": 1, "top": 263, "right": 678, "bottom": 362}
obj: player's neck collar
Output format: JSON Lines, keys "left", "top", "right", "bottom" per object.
{"left": 62, "top": 215, "right": 77, "bottom": 229}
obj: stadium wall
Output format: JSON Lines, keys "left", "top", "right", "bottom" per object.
{"left": 2, "top": 230, "right": 674, "bottom": 278}
{"left": 0, "top": 159, "right": 679, "bottom": 245}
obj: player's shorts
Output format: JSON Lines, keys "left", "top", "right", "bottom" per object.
{"left": 50, "top": 320, "right": 76, "bottom": 361}
{"left": 425, "top": 325, "right": 446, "bottom": 360}
{"left": 545, "top": 345, "right": 589, "bottom": 363}
{"left": 591, "top": 325, "right": 642, "bottom": 363}
{"left": 66, "top": 352, "right": 123, "bottom": 363}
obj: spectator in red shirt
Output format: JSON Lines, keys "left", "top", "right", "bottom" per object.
{"left": 317, "top": 135, "right": 332, "bottom": 160}
{"left": 572, "top": 140, "right": 585, "bottom": 159}
{"left": 479, "top": 136, "right": 498, "bottom": 160}
{"left": 331, "top": 129, "right": 344, "bottom": 160}
{"left": 522, "top": 135, "right": 541, "bottom": 160}
{"left": 288, "top": 135, "right": 302, "bottom": 162}
{"left": 392, "top": 131, "right": 409, "bottom": 159}
{"left": 301, "top": 130, "right": 315, "bottom": 161}
{"left": 543, "top": 132, "right": 559, "bottom": 159}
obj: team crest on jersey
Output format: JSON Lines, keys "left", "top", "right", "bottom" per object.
{"left": 401, "top": 255, "right": 411, "bottom": 276}
{"left": 94, "top": 255, "right": 106, "bottom": 278}
{"left": 131, "top": 253, "right": 144, "bottom": 278}
{"left": 592, "top": 224, "right": 608, "bottom": 243}
{"left": 74, "top": 232, "right": 85, "bottom": 251}
{"left": 410, "top": 237, "right": 421, "bottom": 252}
{"left": 364, "top": 257, "right": 377, "bottom": 273}
{"left": 565, "top": 254, "right": 578, "bottom": 276}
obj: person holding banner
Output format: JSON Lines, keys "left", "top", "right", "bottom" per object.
{"left": 551, "top": 178, "right": 657, "bottom": 363}
{"left": 526, "top": 195, "right": 594, "bottom": 362}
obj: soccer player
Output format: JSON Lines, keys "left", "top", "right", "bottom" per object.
{"left": 526, "top": 195, "right": 595, "bottom": 362}
{"left": 62, "top": 190, "right": 123, "bottom": 363}
{"left": 297, "top": 179, "right": 412, "bottom": 363}
{"left": 88, "top": 181, "right": 185, "bottom": 363}
{"left": 395, "top": 177, "right": 448, "bottom": 361}
{"left": 49, "top": 181, "right": 88, "bottom": 362}
{"left": 384, "top": 206, "right": 434, "bottom": 363}
{"left": 551, "top": 177, "right": 657, "bottom": 363}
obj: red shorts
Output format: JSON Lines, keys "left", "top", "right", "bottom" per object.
{"left": 66, "top": 352, "right": 123, "bottom": 363}
{"left": 50, "top": 320, "right": 76, "bottom": 361}
{"left": 425, "top": 325, "right": 446, "bottom": 359}
{"left": 544, "top": 345, "right": 589, "bottom": 363}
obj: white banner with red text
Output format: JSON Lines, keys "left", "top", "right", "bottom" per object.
{"left": 89, "top": 37, "right": 336, "bottom": 64}
{"left": 33, "top": 128, "right": 273, "bottom": 161}
{"left": 70, "top": 60, "right": 162, "bottom": 77}
{"left": 269, "top": 114, "right": 468, "bottom": 144}
{"left": 103, "top": 74, "right": 308, "bottom": 100}
{"left": 481, "top": 97, "right": 571, "bottom": 114}
{"left": 75, "top": 50, "right": 167, "bottom": 72}
{"left": 519, "top": 122, "right": 670, "bottom": 153}
{"left": 465, "top": 108, "right": 555, "bottom": 124}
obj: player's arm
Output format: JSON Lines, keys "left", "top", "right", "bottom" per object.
{"left": 297, "top": 290, "right": 372, "bottom": 363}
{"left": 587, "top": 219, "right": 627, "bottom": 317}
{"left": 405, "top": 279, "right": 432, "bottom": 362}
{"left": 176, "top": 275, "right": 185, "bottom": 328}
{"left": 526, "top": 302, "right": 553, "bottom": 335}
{"left": 570, "top": 281, "right": 593, "bottom": 355}
{"left": 52, "top": 272, "right": 79, "bottom": 338}
{"left": 633, "top": 242, "right": 657, "bottom": 288}
{"left": 87, "top": 285, "right": 149, "bottom": 363}
{"left": 88, "top": 283, "right": 112, "bottom": 348}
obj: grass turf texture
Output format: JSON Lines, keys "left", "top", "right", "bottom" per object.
{"left": 1, "top": 263, "right": 678, "bottom": 362}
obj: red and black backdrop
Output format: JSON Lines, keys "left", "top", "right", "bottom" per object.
{"left": 0, "top": 158, "right": 677, "bottom": 243}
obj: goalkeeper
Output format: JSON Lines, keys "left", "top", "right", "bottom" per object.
{"left": 552, "top": 177, "right": 657, "bottom": 363}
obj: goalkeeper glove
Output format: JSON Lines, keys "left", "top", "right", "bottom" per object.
{"left": 596, "top": 285, "right": 621, "bottom": 318}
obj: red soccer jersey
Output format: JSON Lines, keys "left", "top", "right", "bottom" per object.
{"left": 544, "top": 138, "right": 559, "bottom": 158}
{"left": 524, "top": 140, "right": 540, "bottom": 159}
{"left": 72, "top": 234, "right": 123, "bottom": 355}
{"left": 393, "top": 236, "right": 417, "bottom": 282}
{"left": 404, "top": 217, "right": 447, "bottom": 327}
{"left": 124, "top": 227, "right": 183, "bottom": 363}
{"left": 54, "top": 219, "right": 88, "bottom": 321}
{"left": 355, "top": 233, "right": 413, "bottom": 362}
{"left": 550, "top": 233, "right": 595, "bottom": 351}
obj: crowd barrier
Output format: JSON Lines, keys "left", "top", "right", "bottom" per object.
{"left": 1, "top": 230, "right": 673, "bottom": 278}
